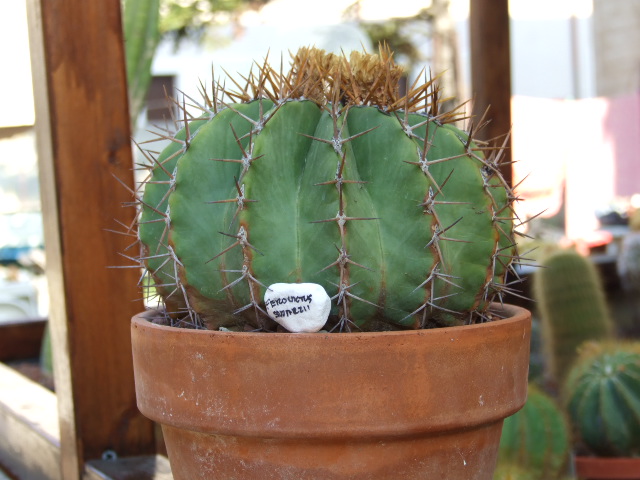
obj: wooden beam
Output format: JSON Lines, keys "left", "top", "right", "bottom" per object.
{"left": 0, "top": 362, "right": 60, "bottom": 480}
{"left": 26, "top": 0, "right": 156, "bottom": 478}
{"left": 0, "top": 317, "right": 46, "bottom": 362}
{"left": 469, "top": 0, "right": 513, "bottom": 186}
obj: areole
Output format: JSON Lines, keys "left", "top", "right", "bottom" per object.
{"left": 131, "top": 304, "right": 531, "bottom": 479}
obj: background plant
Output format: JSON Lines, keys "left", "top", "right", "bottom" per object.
{"left": 533, "top": 248, "right": 614, "bottom": 385}
{"left": 497, "top": 385, "right": 571, "bottom": 479}
{"left": 562, "top": 341, "right": 640, "bottom": 457}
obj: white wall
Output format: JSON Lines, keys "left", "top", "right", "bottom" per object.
{"left": 510, "top": 2, "right": 595, "bottom": 99}
{"left": 452, "top": 0, "right": 596, "bottom": 100}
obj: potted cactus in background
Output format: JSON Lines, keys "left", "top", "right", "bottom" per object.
{"left": 496, "top": 385, "right": 572, "bottom": 479}
{"left": 128, "top": 45, "right": 531, "bottom": 479}
{"left": 533, "top": 249, "right": 640, "bottom": 479}
{"left": 533, "top": 248, "right": 614, "bottom": 388}
{"left": 562, "top": 341, "right": 640, "bottom": 480}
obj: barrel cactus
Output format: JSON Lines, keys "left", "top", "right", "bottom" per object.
{"left": 135, "top": 45, "right": 520, "bottom": 332}
{"left": 562, "top": 341, "right": 640, "bottom": 457}
{"left": 498, "top": 385, "right": 571, "bottom": 479}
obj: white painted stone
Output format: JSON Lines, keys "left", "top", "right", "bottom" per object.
{"left": 264, "top": 283, "right": 331, "bottom": 333}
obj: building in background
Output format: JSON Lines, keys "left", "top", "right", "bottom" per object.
{"left": 2, "top": 0, "right": 640, "bottom": 317}
{"left": 593, "top": 0, "right": 640, "bottom": 97}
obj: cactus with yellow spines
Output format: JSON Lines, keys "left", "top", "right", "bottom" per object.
{"left": 134, "top": 45, "right": 520, "bottom": 331}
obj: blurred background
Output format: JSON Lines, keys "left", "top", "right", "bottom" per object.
{"left": 0, "top": 0, "right": 638, "bottom": 322}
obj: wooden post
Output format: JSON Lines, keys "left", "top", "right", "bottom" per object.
{"left": 469, "top": 0, "right": 513, "bottom": 186}
{"left": 26, "top": 0, "right": 155, "bottom": 478}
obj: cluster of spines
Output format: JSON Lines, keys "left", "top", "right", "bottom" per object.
{"left": 117, "top": 46, "right": 523, "bottom": 330}
{"left": 207, "top": 100, "right": 273, "bottom": 329}
{"left": 303, "top": 100, "right": 379, "bottom": 331}
{"left": 403, "top": 113, "right": 472, "bottom": 326}
{"left": 125, "top": 63, "right": 283, "bottom": 329}
{"left": 402, "top": 106, "right": 523, "bottom": 326}
{"left": 112, "top": 91, "right": 204, "bottom": 327}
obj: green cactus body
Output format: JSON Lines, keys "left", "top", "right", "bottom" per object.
{"left": 136, "top": 47, "right": 518, "bottom": 331}
{"left": 498, "top": 386, "right": 571, "bottom": 479}
{"left": 562, "top": 342, "right": 640, "bottom": 457}
{"left": 534, "top": 249, "right": 614, "bottom": 384}
{"left": 492, "top": 463, "right": 544, "bottom": 480}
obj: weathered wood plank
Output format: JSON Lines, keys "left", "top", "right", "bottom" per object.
{"left": 26, "top": 0, "right": 156, "bottom": 478}
{"left": 470, "top": 0, "right": 513, "bottom": 186}
{"left": 0, "top": 363, "right": 61, "bottom": 480}
{"left": 0, "top": 318, "right": 47, "bottom": 362}
{"left": 84, "top": 455, "right": 173, "bottom": 480}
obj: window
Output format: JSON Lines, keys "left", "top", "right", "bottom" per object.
{"left": 146, "top": 75, "right": 176, "bottom": 122}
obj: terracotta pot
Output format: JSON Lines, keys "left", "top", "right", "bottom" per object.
{"left": 575, "top": 456, "right": 640, "bottom": 479}
{"left": 131, "top": 304, "right": 531, "bottom": 480}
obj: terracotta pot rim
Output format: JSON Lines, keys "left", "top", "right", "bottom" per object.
{"left": 134, "top": 302, "right": 529, "bottom": 338}
{"left": 132, "top": 303, "right": 531, "bottom": 439}
{"left": 575, "top": 455, "right": 640, "bottom": 479}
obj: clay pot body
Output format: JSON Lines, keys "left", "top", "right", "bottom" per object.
{"left": 575, "top": 456, "right": 640, "bottom": 480}
{"left": 131, "top": 304, "right": 531, "bottom": 480}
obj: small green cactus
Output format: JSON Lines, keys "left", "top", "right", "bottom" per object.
{"left": 134, "top": 45, "right": 520, "bottom": 331}
{"left": 533, "top": 249, "right": 614, "bottom": 384}
{"left": 498, "top": 385, "right": 571, "bottom": 479}
{"left": 562, "top": 341, "right": 640, "bottom": 457}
